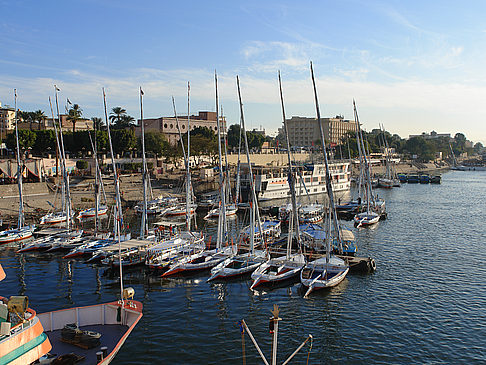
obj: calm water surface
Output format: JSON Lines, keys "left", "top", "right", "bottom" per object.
{"left": 1, "top": 170, "right": 486, "bottom": 364}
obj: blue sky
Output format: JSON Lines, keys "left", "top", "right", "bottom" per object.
{"left": 1, "top": 0, "right": 486, "bottom": 143}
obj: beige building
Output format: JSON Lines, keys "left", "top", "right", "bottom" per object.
{"left": 0, "top": 103, "right": 15, "bottom": 138}
{"left": 136, "top": 111, "right": 226, "bottom": 145}
{"left": 286, "top": 115, "right": 357, "bottom": 147}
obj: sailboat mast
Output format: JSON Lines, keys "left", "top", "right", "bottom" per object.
{"left": 236, "top": 76, "right": 265, "bottom": 251}
{"left": 310, "top": 62, "right": 342, "bottom": 251}
{"left": 353, "top": 101, "right": 372, "bottom": 212}
{"left": 86, "top": 127, "right": 100, "bottom": 232}
{"left": 234, "top": 115, "right": 243, "bottom": 205}
{"left": 186, "top": 82, "right": 191, "bottom": 231}
{"left": 103, "top": 88, "right": 125, "bottom": 305}
{"left": 140, "top": 87, "right": 148, "bottom": 238}
{"left": 215, "top": 72, "right": 226, "bottom": 248}
{"left": 13, "top": 90, "right": 24, "bottom": 229}
{"left": 172, "top": 96, "right": 187, "bottom": 165}
{"left": 278, "top": 71, "right": 300, "bottom": 257}
{"left": 54, "top": 87, "right": 72, "bottom": 232}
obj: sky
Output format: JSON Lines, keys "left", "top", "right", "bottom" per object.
{"left": 1, "top": 0, "right": 486, "bottom": 144}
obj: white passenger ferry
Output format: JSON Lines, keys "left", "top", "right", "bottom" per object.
{"left": 240, "top": 162, "right": 351, "bottom": 201}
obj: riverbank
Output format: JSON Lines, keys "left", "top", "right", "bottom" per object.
{"left": 0, "top": 161, "right": 449, "bottom": 226}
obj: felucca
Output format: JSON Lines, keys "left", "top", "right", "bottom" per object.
{"left": 162, "top": 72, "right": 235, "bottom": 277}
{"left": 0, "top": 89, "right": 34, "bottom": 244}
{"left": 250, "top": 72, "right": 306, "bottom": 290}
{"left": 208, "top": 76, "right": 268, "bottom": 281}
{"left": 300, "top": 63, "right": 349, "bottom": 297}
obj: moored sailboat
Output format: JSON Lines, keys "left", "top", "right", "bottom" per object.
{"left": 250, "top": 72, "right": 306, "bottom": 290}
{"left": 0, "top": 90, "right": 34, "bottom": 244}
{"left": 300, "top": 63, "right": 349, "bottom": 297}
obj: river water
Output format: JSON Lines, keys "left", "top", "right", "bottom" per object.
{"left": 1, "top": 170, "right": 486, "bottom": 364}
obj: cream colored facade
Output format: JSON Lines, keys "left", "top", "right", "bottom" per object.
{"left": 286, "top": 115, "right": 357, "bottom": 147}
{"left": 0, "top": 103, "right": 15, "bottom": 135}
{"left": 136, "top": 111, "right": 226, "bottom": 145}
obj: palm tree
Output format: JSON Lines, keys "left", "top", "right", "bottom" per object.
{"left": 67, "top": 104, "right": 83, "bottom": 132}
{"left": 118, "top": 114, "right": 135, "bottom": 129}
{"left": 33, "top": 110, "right": 47, "bottom": 130}
{"left": 109, "top": 107, "right": 127, "bottom": 127}
{"left": 92, "top": 117, "right": 104, "bottom": 131}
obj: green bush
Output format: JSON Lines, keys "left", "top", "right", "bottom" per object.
{"left": 76, "top": 160, "right": 89, "bottom": 170}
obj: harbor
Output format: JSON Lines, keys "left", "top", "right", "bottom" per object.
{"left": 1, "top": 170, "right": 485, "bottom": 363}
{"left": 2, "top": 1, "right": 486, "bottom": 362}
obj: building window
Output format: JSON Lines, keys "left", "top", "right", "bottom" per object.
{"left": 182, "top": 125, "right": 185, "bottom": 129}
{"left": 164, "top": 123, "right": 168, "bottom": 128}
{"left": 170, "top": 124, "right": 173, "bottom": 128}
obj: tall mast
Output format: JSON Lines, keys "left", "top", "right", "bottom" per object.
{"left": 310, "top": 62, "right": 342, "bottom": 253}
{"left": 215, "top": 71, "right": 226, "bottom": 249}
{"left": 186, "top": 82, "right": 191, "bottom": 231}
{"left": 103, "top": 88, "right": 125, "bottom": 305}
{"left": 172, "top": 96, "right": 187, "bottom": 166}
{"left": 86, "top": 127, "right": 100, "bottom": 232}
{"left": 236, "top": 76, "right": 265, "bottom": 253}
{"left": 278, "top": 71, "right": 300, "bottom": 258}
{"left": 354, "top": 101, "right": 372, "bottom": 213}
{"left": 234, "top": 115, "right": 243, "bottom": 205}
{"left": 139, "top": 87, "right": 148, "bottom": 238}
{"left": 13, "top": 89, "right": 24, "bottom": 229}
{"left": 54, "top": 86, "right": 72, "bottom": 232}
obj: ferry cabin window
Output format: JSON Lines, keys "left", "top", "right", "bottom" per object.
{"left": 313, "top": 177, "right": 318, "bottom": 182}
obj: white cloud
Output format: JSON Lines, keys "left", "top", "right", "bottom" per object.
{"left": 1, "top": 65, "right": 485, "bottom": 144}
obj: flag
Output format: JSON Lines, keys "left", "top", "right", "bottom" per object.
{"left": 55, "top": 85, "right": 60, "bottom": 92}
{"left": 67, "top": 98, "right": 72, "bottom": 105}
{"left": 14, "top": 89, "right": 17, "bottom": 98}
{"left": 140, "top": 88, "right": 144, "bottom": 96}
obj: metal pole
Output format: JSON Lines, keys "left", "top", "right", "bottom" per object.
{"left": 271, "top": 317, "right": 279, "bottom": 365}
{"left": 281, "top": 335, "right": 313, "bottom": 365}
{"left": 241, "top": 320, "right": 269, "bottom": 365}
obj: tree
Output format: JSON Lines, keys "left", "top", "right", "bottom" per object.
{"left": 226, "top": 124, "right": 241, "bottom": 149}
{"left": 33, "top": 130, "right": 56, "bottom": 154}
{"left": 109, "top": 107, "right": 126, "bottom": 124}
{"left": 190, "top": 126, "right": 216, "bottom": 139}
{"left": 403, "top": 136, "right": 436, "bottom": 162}
{"left": 108, "top": 107, "right": 135, "bottom": 130}
{"left": 474, "top": 142, "right": 484, "bottom": 154}
{"left": 33, "top": 110, "right": 47, "bottom": 130}
{"left": 112, "top": 129, "right": 136, "bottom": 155}
{"left": 6, "top": 130, "right": 36, "bottom": 151}
{"left": 117, "top": 114, "right": 135, "bottom": 129}
{"left": 67, "top": 104, "right": 83, "bottom": 132}
{"left": 92, "top": 117, "right": 104, "bottom": 131}
{"left": 76, "top": 160, "right": 88, "bottom": 170}
{"left": 143, "top": 131, "right": 168, "bottom": 156}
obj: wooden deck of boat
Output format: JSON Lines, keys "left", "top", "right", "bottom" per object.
{"left": 46, "top": 324, "right": 128, "bottom": 363}
{"left": 101, "top": 238, "right": 154, "bottom": 252}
